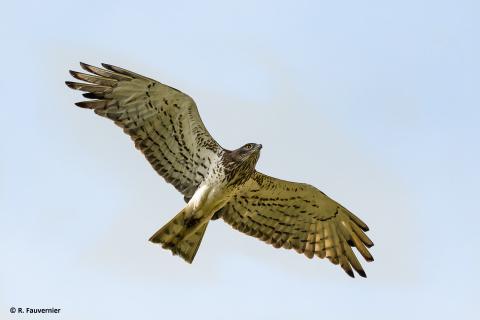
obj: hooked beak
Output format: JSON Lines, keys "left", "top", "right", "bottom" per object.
{"left": 257, "top": 144, "right": 263, "bottom": 150}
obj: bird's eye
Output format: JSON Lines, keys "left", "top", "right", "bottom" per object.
{"left": 245, "top": 144, "right": 252, "bottom": 150}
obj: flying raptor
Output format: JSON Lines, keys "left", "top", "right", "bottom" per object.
{"left": 66, "top": 62, "right": 374, "bottom": 278}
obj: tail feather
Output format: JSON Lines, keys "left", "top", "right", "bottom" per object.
{"left": 171, "top": 224, "right": 208, "bottom": 263}
{"left": 149, "top": 208, "right": 208, "bottom": 263}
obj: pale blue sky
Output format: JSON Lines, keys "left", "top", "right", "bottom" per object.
{"left": 1, "top": 0, "right": 479, "bottom": 319}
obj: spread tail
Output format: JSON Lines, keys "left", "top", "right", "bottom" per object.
{"left": 149, "top": 208, "right": 209, "bottom": 263}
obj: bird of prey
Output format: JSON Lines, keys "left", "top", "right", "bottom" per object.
{"left": 66, "top": 62, "right": 374, "bottom": 278}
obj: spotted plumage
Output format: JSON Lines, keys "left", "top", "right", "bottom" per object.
{"left": 66, "top": 62, "right": 374, "bottom": 278}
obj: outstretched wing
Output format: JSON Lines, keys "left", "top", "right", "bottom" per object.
{"left": 66, "top": 63, "right": 222, "bottom": 199}
{"left": 220, "top": 172, "right": 374, "bottom": 278}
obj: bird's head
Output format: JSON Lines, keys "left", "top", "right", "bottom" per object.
{"left": 237, "top": 143, "right": 262, "bottom": 159}
{"left": 223, "top": 143, "right": 262, "bottom": 185}
{"left": 229, "top": 143, "right": 262, "bottom": 166}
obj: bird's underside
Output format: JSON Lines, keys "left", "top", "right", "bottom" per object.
{"left": 66, "top": 62, "right": 374, "bottom": 278}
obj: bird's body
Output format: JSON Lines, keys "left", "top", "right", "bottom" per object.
{"left": 149, "top": 143, "right": 262, "bottom": 260}
{"left": 66, "top": 62, "right": 374, "bottom": 278}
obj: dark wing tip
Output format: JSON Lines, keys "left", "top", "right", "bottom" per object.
{"left": 346, "top": 269, "right": 355, "bottom": 278}
{"left": 366, "top": 255, "right": 374, "bottom": 262}
{"left": 74, "top": 101, "right": 90, "bottom": 108}
{"left": 65, "top": 81, "right": 75, "bottom": 89}
{"left": 79, "top": 61, "right": 90, "bottom": 69}
{"left": 101, "top": 63, "right": 114, "bottom": 70}
{"left": 357, "top": 269, "right": 367, "bottom": 278}
{"left": 83, "top": 92, "right": 103, "bottom": 99}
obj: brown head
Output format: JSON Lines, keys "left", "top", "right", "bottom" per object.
{"left": 230, "top": 143, "right": 262, "bottom": 162}
{"left": 222, "top": 143, "right": 262, "bottom": 185}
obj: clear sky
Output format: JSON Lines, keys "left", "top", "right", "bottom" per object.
{"left": 1, "top": 0, "right": 479, "bottom": 319}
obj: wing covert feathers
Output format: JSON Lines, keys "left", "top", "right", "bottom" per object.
{"left": 221, "top": 172, "right": 374, "bottom": 278}
{"left": 66, "top": 62, "right": 222, "bottom": 199}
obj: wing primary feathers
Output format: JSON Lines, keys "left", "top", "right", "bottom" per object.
{"left": 65, "top": 81, "right": 110, "bottom": 93}
{"left": 349, "top": 229, "right": 374, "bottom": 262}
{"left": 336, "top": 221, "right": 366, "bottom": 277}
{"left": 344, "top": 207, "right": 369, "bottom": 231}
{"left": 350, "top": 221, "right": 374, "bottom": 248}
{"left": 344, "top": 243, "right": 366, "bottom": 277}
{"left": 69, "top": 70, "right": 117, "bottom": 86}
{"left": 79, "top": 62, "right": 132, "bottom": 81}
{"left": 101, "top": 63, "right": 152, "bottom": 80}
{"left": 74, "top": 100, "right": 108, "bottom": 109}
{"left": 328, "top": 222, "right": 341, "bottom": 265}
{"left": 83, "top": 92, "right": 105, "bottom": 99}
{"left": 338, "top": 241, "right": 355, "bottom": 278}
